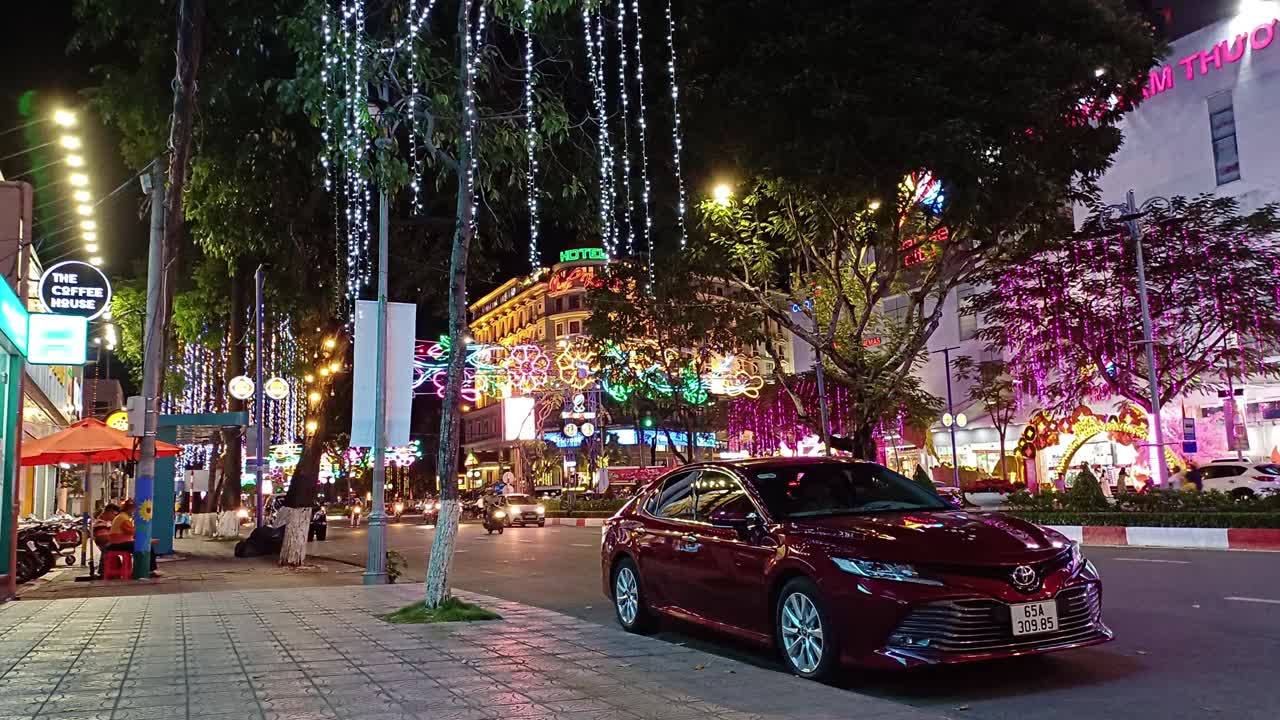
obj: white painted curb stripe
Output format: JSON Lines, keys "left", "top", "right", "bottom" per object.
{"left": 1047, "top": 525, "right": 1083, "bottom": 543}
{"left": 1125, "top": 526, "right": 1229, "bottom": 549}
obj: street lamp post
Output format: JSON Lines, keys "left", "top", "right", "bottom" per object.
{"left": 363, "top": 84, "right": 392, "bottom": 586}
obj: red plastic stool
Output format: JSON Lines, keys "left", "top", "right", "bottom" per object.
{"left": 103, "top": 551, "right": 133, "bottom": 580}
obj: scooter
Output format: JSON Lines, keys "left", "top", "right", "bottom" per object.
{"left": 483, "top": 507, "right": 506, "bottom": 535}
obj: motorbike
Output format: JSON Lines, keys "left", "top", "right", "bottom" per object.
{"left": 483, "top": 506, "right": 506, "bottom": 535}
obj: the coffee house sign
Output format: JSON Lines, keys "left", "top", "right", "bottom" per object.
{"left": 1144, "top": 18, "right": 1278, "bottom": 98}
{"left": 38, "top": 260, "right": 113, "bottom": 321}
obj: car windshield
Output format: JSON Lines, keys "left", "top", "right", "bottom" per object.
{"left": 746, "top": 462, "right": 949, "bottom": 518}
{"left": 504, "top": 494, "right": 531, "bottom": 504}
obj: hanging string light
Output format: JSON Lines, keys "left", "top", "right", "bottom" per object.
{"left": 628, "top": 0, "right": 654, "bottom": 284}
{"left": 583, "top": 3, "right": 615, "bottom": 259}
{"left": 407, "top": 0, "right": 421, "bottom": 213}
{"left": 664, "top": 0, "right": 689, "bottom": 248}
{"left": 522, "top": 0, "right": 541, "bottom": 271}
{"left": 614, "top": 0, "right": 635, "bottom": 257}
{"left": 463, "top": 0, "right": 487, "bottom": 240}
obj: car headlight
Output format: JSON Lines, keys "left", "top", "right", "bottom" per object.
{"left": 536, "top": 505, "right": 545, "bottom": 514}
{"left": 832, "top": 557, "right": 943, "bottom": 586}
{"left": 494, "top": 510, "right": 506, "bottom": 518}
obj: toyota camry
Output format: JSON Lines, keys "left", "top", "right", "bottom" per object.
{"left": 600, "top": 458, "right": 1110, "bottom": 680}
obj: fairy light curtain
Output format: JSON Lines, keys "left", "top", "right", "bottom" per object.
{"left": 321, "top": 0, "right": 694, "bottom": 301}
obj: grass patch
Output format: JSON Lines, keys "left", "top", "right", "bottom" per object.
{"left": 380, "top": 597, "right": 501, "bottom": 624}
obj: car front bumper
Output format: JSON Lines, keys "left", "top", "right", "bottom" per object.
{"left": 825, "top": 575, "right": 1111, "bottom": 669}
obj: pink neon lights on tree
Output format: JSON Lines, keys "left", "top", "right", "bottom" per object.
{"left": 977, "top": 195, "right": 1280, "bottom": 416}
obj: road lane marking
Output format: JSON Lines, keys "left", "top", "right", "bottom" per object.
{"left": 1114, "top": 558, "right": 1192, "bottom": 564}
{"left": 1225, "top": 596, "right": 1280, "bottom": 605}
{"left": 570, "top": 543, "right": 593, "bottom": 547}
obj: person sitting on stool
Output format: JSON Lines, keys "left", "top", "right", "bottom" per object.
{"left": 104, "top": 500, "right": 158, "bottom": 575}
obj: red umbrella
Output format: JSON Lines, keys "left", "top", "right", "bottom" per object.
{"left": 21, "top": 417, "right": 182, "bottom": 466}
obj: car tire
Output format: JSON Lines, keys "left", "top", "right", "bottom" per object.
{"left": 612, "top": 557, "right": 655, "bottom": 634}
{"left": 775, "top": 577, "right": 840, "bottom": 682}
{"left": 538, "top": 521, "right": 545, "bottom": 527}
{"left": 1230, "top": 487, "right": 1255, "bottom": 500}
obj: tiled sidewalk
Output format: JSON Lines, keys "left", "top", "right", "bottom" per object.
{"left": 0, "top": 585, "right": 945, "bottom": 720}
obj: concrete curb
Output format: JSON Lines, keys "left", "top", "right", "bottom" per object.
{"left": 1048, "top": 525, "right": 1280, "bottom": 550}
{"left": 546, "top": 517, "right": 605, "bottom": 527}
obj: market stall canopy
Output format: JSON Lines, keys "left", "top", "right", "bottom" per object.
{"left": 21, "top": 417, "right": 181, "bottom": 466}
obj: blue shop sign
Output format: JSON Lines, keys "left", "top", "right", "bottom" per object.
{"left": 0, "top": 280, "right": 29, "bottom": 356}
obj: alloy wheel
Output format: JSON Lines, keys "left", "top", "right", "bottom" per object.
{"left": 780, "top": 591, "right": 824, "bottom": 674}
{"left": 615, "top": 566, "right": 640, "bottom": 626}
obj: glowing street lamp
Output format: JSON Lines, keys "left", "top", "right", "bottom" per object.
{"left": 66, "top": 154, "right": 85, "bottom": 167}
{"left": 85, "top": 243, "right": 99, "bottom": 253}
{"left": 69, "top": 173, "right": 89, "bottom": 187}
{"left": 74, "top": 190, "right": 91, "bottom": 203}
{"left": 60, "top": 135, "right": 82, "bottom": 150}
{"left": 53, "top": 110, "right": 77, "bottom": 127}
{"left": 712, "top": 183, "right": 733, "bottom": 206}
{"left": 89, "top": 257, "right": 103, "bottom": 266}
{"left": 80, "top": 220, "right": 96, "bottom": 230}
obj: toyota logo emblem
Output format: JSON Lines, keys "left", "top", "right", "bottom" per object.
{"left": 1011, "top": 565, "right": 1038, "bottom": 592}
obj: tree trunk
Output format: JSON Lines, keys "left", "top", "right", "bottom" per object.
{"left": 996, "top": 428, "right": 1008, "bottom": 481}
{"left": 221, "top": 266, "right": 247, "bottom": 511}
{"left": 849, "top": 424, "right": 876, "bottom": 460}
{"left": 277, "top": 506, "right": 311, "bottom": 566}
{"left": 278, "top": 331, "right": 338, "bottom": 566}
{"left": 662, "top": 427, "right": 688, "bottom": 464}
{"left": 424, "top": 0, "right": 479, "bottom": 609}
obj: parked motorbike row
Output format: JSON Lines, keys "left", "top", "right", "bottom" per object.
{"left": 15, "top": 514, "right": 84, "bottom": 584}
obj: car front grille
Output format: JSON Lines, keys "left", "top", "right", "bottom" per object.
{"left": 887, "top": 585, "right": 1102, "bottom": 654}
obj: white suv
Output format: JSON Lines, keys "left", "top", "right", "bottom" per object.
{"left": 1170, "top": 460, "right": 1280, "bottom": 498}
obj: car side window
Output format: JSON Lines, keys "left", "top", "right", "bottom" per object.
{"left": 694, "top": 470, "right": 755, "bottom": 521}
{"left": 647, "top": 471, "right": 697, "bottom": 521}
{"left": 1204, "top": 465, "right": 1244, "bottom": 479}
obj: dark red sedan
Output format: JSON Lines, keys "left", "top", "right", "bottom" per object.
{"left": 601, "top": 458, "right": 1110, "bottom": 680}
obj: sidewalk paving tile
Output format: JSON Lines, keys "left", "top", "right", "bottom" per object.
{"left": 2, "top": 584, "right": 949, "bottom": 720}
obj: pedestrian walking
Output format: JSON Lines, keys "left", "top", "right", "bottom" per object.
{"left": 1115, "top": 468, "right": 1130, "bottom": 493}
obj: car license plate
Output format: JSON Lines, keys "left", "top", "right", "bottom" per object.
{"left": 1011, "top": 600, "right": 1058, "bottom": 636}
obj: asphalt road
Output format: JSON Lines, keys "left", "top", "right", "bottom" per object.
{"left": 315, "top": 518, "right": 1280, "bottom": 720}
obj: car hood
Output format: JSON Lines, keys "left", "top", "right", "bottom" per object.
{"left": 786, "top": 511, "right": 1067, "bottom": 565}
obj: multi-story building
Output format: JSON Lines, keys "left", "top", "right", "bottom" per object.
{"left": 461, "top": 248, "right": 793, "bottom": 491}
{"left": 910, "top": 0, "right": 1280, "bottom": 486}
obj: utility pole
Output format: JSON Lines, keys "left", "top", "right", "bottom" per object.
{"left": 1223, "top": 333, "right": 1244, "bottom": 461}
{"left": 253, "top": 266, "right": 266, "bottom": 527}
{"left": 933, "top": 345, "right": 961, "bottom": 489}
{"left": 134, "top": 161, "right": 167, "bottom": 579}
{"left": 1124, "top": 190, "right": 1168, "bottom": 486}
{"left": 364, "top": 84, "right": 392, "bottom": 585}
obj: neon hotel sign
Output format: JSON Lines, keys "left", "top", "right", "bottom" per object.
{"left": 1144, "top": 17, "right": 1278, "bottom": 98}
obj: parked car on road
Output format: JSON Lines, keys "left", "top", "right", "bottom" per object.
{"left": 1170, "top": 461, "right": 1280, "bottom": 498}
{"left": 601, "top": 457, "right": 1110, "bottom": 680}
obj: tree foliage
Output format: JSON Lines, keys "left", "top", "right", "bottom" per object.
{"left": 953, "top": 355, "right": 1017, "bottom": 479}
{"left": 586, "top": 251, "right": 756, "bottom": 462}
{"left": 681, "top": 1, "right": 1162, "bottom": 455}
{"left": 977, "top": 195, "right": 1280, "bottom": 414}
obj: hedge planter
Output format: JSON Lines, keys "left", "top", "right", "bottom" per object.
{"left": 1007, "top": 511, "right": 1280, "bottom": 529}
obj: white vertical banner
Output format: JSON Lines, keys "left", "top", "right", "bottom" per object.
{"left": 350, "top": 300, "right": 416, "bottom": 447}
